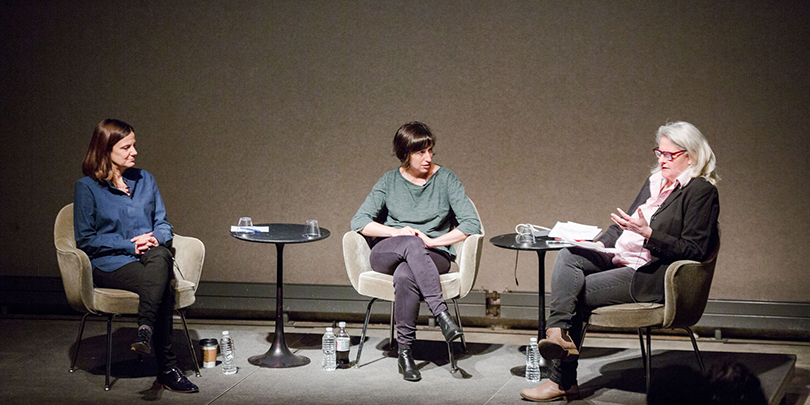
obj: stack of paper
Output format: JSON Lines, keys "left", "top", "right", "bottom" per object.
{"left": 548, "top": 221, "right": 602, "bottom": 242}
{"left": 548, "top": 221, "right": 621, "bottom": 254}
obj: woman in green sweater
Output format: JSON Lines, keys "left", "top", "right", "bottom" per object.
{"left": 351, "top": 121, "right": 481, "bottom": 382}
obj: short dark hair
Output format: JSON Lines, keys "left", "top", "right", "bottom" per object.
{"left": 393, "top": 121, "right": 435, "bottom": 168}
{"left": 81, "top": 119, "right": 134, "bottom": 181}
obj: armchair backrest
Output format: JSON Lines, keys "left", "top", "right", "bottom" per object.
{"left": 54, "top": 204, "right": 94, "bottom": 314}
{"left": 662, "top": 238, "right": 720, "bottom": 329}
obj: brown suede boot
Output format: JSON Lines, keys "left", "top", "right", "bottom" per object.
{"left": 538, "top": 327, "right": 580, "bottom": 362}
{"left": 520, "top": 380, "right": 580, "bottom": 402}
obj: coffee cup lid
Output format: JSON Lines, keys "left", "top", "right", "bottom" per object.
{"left": 199, "top": 338, "right": 218, "bottom": 345}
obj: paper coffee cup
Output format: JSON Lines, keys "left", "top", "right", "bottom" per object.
{"left": 200, "top": 338, "right": 218, "bottom": 368}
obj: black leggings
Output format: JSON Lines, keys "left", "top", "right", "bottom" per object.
{"left": 93, "top": 246, "right": 177, "bottom": 371}
{"left": 370, "top": 235, "right": 452, "bottom": 350}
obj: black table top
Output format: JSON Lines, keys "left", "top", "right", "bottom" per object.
{"left": 230, "top": 223, "right": 331, "bottom": 244}
{"left": 489, "top": 233, "right": 571, "bottom": 252}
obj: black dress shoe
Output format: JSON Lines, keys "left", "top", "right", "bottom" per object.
{"left": 397, "top": 349, "right": 421, "bottom": 382}
{"left": 157, "top": 368, "right": 199, "bottom": 393}
{"left": 436, "top": 310, "right": 463, "bottom": 342}
{"left": 131, "top": 326, "right": 152, "bottom": 355}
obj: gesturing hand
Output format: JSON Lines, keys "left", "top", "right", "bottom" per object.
{"left": 610, "top": 208, "right": 653, "bottom": 239}
{"left": 131, "top": 232, "right": 158, "bottom": 255}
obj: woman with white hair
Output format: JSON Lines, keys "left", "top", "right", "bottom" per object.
{"left": 521, "top": 121, "right": 720, "bottom": 402}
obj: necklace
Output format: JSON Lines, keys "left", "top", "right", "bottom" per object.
{"left": 113, "top": 176, "right": 129, "bottom": 194}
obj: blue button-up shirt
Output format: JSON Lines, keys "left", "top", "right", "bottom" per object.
{"left": 73, "top": 168, "right": 173, "bottom": 272}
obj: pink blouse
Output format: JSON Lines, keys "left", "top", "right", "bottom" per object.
{"left": 611, "top": 169, "right": 694, "bottom": 269}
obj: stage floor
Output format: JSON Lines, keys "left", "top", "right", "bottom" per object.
{"left": 0, "top": 317, "right": 805, "bottom": 404}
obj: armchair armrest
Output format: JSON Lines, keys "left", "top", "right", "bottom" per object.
{"left": 662, "top": 257, "right": 716, "bottom": 328}
{"left": 343, "top": 231, "right": 372, "bottom": 291}
{"left": 172, "top": 234, "right": 205, "bottom": 292}
{"left": 55, "top": 237, "right": 94, "bottom": 314}
{"left": 454, "top": 233, "right": 484, "bottom": 299}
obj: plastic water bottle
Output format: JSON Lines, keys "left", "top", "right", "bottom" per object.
{"left": 525, "top": 337, "right": 541, "bottom": 382}
{"left": 220, "top": 331, "right": 237, "bottom": 375}
{"left": 322, "top": 327, "right": 337, "bottom": 371}
{"left": 335, "top": 321, "right": 351, "bottom": 369}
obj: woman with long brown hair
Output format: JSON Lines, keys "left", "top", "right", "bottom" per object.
{"left": 74, "top": 119, "right": 198, "bottom": 393}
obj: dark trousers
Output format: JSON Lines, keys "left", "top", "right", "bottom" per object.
{"left": 547, "top": 247, "right": 638, "bottom": 389}
{"left": 93, "top": 246, "right": 177, "bottom": 372}
{"left": 369, "top": 235, "right": 452, "bottom": 350}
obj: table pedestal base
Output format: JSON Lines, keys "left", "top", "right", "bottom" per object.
{"left": 248, "top": 343, "right": 310, "bottom": 368}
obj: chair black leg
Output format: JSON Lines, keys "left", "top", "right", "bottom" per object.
{"left": 644, "top": 327, "right": 652, "bottom": 395}
{"left": 452, "top": 299, "right": 467, "bottom": 352}
{"left": 446, "top": 340, "right": 458, "bottom": 373}
{"left": 105, "top": 314, "right": 113, "bottom": 391}
{"left": 354, "top": 298, "right": 378, "bottom": 367}
{"left": 70, "top": 313, "right": 91, "bottom": 373}
{"left": 637, "top": 328, "right": 646, "bottom": 370}
{"left": 682, "top": 327, "right": 705, "bottom": 372}
{"left": 578, "top": 323, "right": 591, "bottom": 352}
{"left": 176, "top": 309, "right": 201, "bottom": 377}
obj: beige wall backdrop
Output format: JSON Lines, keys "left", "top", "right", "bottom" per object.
{"left": 2, "top": 1, "right": 808, "bottom": 302}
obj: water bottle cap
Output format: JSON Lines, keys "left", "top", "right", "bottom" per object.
{"left": 338, "top": 321, "right": 346, "bottom": 327}
{"left": 222, "top": 331, "right": 230, "bottom": 335}
{"left": 326, "top": 327, "right": 333, "bottom": 332}
{"left": 530, "top": 337, "right": 537, "bottom": 343}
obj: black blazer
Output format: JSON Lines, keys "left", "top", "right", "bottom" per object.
{"left": 598, "top": 176, "right": 720, "bottom": 303}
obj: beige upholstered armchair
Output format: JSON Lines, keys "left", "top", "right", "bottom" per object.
{"left": 54, "top": 203, "right": 205, "bottom": 390}
{"left": 342, "top": 199, "right": 484, "bottom": 371}
{"left": 581, "top": 240, "right": 720, "bottom": 393}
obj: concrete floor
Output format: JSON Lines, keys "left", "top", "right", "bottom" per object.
{"left": 0, "top": 316, "right": 807, "bottom": 404}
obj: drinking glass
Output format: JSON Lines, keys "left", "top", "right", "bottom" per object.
{"left": 303, "top": 219, "right": 321, "bottom": 238}
{"left": 515, "top": 224, "right": 535, "bottom": 245}
{"left": 236, "top": 217, "right": 253, "bottom": 235}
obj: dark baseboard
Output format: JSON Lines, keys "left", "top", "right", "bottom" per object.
{"left": 2, "top": 276, "right": 808, "bottom": 340}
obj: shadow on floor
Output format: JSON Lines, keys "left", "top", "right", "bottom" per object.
{"left": 68, "top": 326, "right": 201, "bottom": 379}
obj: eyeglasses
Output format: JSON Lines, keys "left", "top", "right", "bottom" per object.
{"left": 653, "top": 148, "right": 686, "bottom": 162}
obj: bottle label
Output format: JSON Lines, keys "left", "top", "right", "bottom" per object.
{"left": 336, "top": 337, "right": 350, "bottom": 351}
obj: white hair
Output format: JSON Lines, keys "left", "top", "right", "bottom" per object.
{"left": 653, "top": 121, "right": 719, "bottom": 185}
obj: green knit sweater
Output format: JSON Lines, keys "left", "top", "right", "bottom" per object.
{"left": 351, "top": 166, "right": 481, "bottom": 257}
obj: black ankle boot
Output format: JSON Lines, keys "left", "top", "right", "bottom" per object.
{"left": 397, "top": 349, "right": 421, "bottom": 382}
{"left": 436, "top": 310, "right": 463, "bottom": 342}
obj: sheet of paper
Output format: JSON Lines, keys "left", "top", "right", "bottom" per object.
{"left": 548, "top": 221, "right": 602, "bottom": 241}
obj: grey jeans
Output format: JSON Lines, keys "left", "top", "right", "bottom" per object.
{"left": 369, "top": 235, "right": 452, "bottom": 350}
{"left": 547, "top": 247, "right": 639, "bottom": 388}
